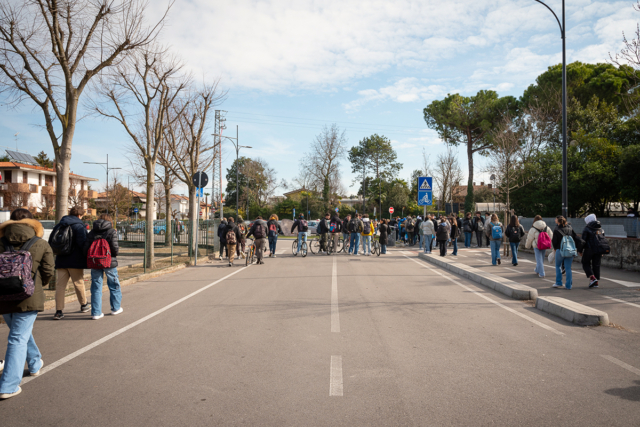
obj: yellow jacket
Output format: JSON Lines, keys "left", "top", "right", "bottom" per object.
{"left": 361, "top": 219, "right": 374, "bottom": 236}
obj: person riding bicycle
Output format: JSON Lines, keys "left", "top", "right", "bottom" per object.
{"left": 246, "top": 216, "right": 268, "bottom": 265}
{"left": 329, "top": 212, "right": 343, "bottom": 255}
{"left": 317, "top": 213, "right": 331, "bottom": 253}
{"left": 290, "top": 214, "right": 309, "bottom": 255}
{"left": 223, "top": 218, "right": 241, "bottom": 267}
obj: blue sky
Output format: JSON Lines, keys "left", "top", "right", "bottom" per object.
{"left": 0, "top": 0, "right": 636, "bottom": 197}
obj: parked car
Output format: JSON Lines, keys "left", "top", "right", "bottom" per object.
{"left": 308, "top": 220, "right": 319, "bottom": 235}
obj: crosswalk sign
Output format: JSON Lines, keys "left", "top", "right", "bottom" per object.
{"left": 418, "top": 177, "right": 432, "bottom": 191}
{"left": 417, "top": 177, "right": 433, "bottom": 206}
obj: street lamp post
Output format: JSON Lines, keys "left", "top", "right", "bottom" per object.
{"left": 212, "top": 125, "right": 252, "bottom": 221}
{"left": 533, "top": 0, "right": 568, "bottom": 218}
{"left": 84, "top": 154, "right": 121, "bottom": 216}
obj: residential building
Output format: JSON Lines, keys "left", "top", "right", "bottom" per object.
{"left": 95, "top": 189, "right": 158, "bottom": 220}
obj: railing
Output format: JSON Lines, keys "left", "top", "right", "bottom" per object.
{"left": 519, "top": 217, "right": 640, "bottom": 238}
{"left": 41, "top": 185, "right": 55, "bottom": 195}
{"left": 116, "top": 219, "right": 221, "bottom": 247}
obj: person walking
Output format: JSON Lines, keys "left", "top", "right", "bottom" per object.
{"left": 378, "top": 219, "right": 389, "bottom": 254}
{"left": 462, "top": 212, "right": 473, "bottom": 248}
{"left": 361, "top": 214, "right": 374, "bottom": 256}
{"left": 580, "top": 214, "right": 607, "bottom": 288}
{"left": 83, "top": 214, "right": 122, "bottom": 320}
{"left": 267, "top": 214, "right": 282, "bottom": 257}
{"left": 290, "top": 214, "right": 309, "bottom": 256}
{"left": 328, "top": 212, "right": 343, "bottom": 254}
{"left": 0, "top": 209, "right": 54, "bottom": 400}
{"left": 435, "top": 216, "right": 450, "bottom": 256}
{"left": 485, "top": 213, "right": 505, "bottom": 265}
{"left": 473, "top": 212, "right": 484, "bottom": 248}
{"left": 236, "top": 216, "right": 247, "bottom": 260}
{"left": 505, "top": 215, "right": 525, "bottom": 266}
{"left": 552, "top": 215, "right": 581, "bottom": 290}
{"left": 223, "top": 217, "right": 240, "bottom": 266}
{"left": 217, "top": 218, "right": 228, "bottom": 260}
{"left": 347, "top": 214, "right": 363, "bottom": 255}
{"left": 420, "top": 215, "right": 435, "bottom": 254}
{"left": 525, "top": 215, "right": 553, "bottom": 277}
{"left": 51, "top": 206, "right": 90, "bottom": 320}
{"left": 246, "top": 216, "right": 268, "bottom": 265}
{"left": 449, "top": 214, "right": 460, "bottom": 256}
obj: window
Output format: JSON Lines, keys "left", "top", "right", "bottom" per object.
{"left": 23, "top": 171, "right": 28, "bottom": 184}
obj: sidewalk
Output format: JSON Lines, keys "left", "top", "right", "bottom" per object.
{"left": 406, "top": 246, "right": 640, "bottom": 331}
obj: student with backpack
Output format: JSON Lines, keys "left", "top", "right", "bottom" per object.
{"left": 0, "top": 209, "right": 54, "bottom": 400}
{"left": 267, "top": 214, "right": 282, "bottom": 258}
{"left": 329, "top": 213, "right": 343, "bottom": 255}
{"left": 236, "top": 216, "right": 247, "bottom": 260}
{"left": 223, "top": 217, "right": 241, "bottom": 266}
{"left": 378, "top": 219, "right": 389, "bottom": 254}
{"left": 246, "top": 216, "right": 268, "bottom": 265}
{"left": 505, "top": 215, "right": 525, "bottom": 266}
{"left": 580, "top": 214, "right": 609, "bottom": 288}
{"left": 462, "top": 213, "right": 473, "bottom": 248}
{"left": 449, "top": 214, "right": 460, "bottom": 256}
{"left": 420, "top": 215, "right": 435, "bottom": 254}
{"left": 50, "top": 206, "right": 90, "bottom": 320}
{"left": 484, "top": 213, "right": 504, "bottom": 265}
{"left": 435, "top": 217, "right": 450, "bottom": 256}
{"left": 83, "top": 214, "right": 122, "bottom": 320}
{"left": 347, "top": 215, "right": 363, "bottom": 255}
{"left": 473, "top": 212, "right": 484, "bottom": 248}
{"left": 217, "top": 218, "right": 228, "bottom": 260}
{"left": 360, "top": 214, "right": 374, "bottom": 256}
{"left": 405, "top": 216, "right": 416, "bottom": 247}
{"left": 342, "top": 215, "right": 351, "bottom": 253}
{"left": 525, "top": 215, "right": 553, "bottom": 278}
{"left": 290, "top": 214, "right": 309, "bottom": 256}
{"left": 551, "top": 216, "right": 582, "bottom": 290}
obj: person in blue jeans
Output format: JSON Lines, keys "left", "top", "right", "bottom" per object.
{"left": 84, "top": 215, "right": 123, "bottom": 320}
{"left": 420, "top": 216, "right": 435, "bottom": 254}
{"left": 484, "top": 213, "right": 504, "bottom": 265}
{"left": 0, "top": 208, "right": 54, "bottom": 400}
{"left": 462, "top": 213, "right": 473, "bottom": 248}
{"left": 505, "top": 215, "right": 525, "bottom": 266}
{"left": 551, "top": 216, "right": 582, "bottom": 289}
{"left": 347, "top": 215, "right": 363, "bottom": 254}
{"left": 449, "top": 214, "right": 459, "bottom": 256}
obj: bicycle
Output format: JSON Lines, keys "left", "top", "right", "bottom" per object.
{"left": 291, "top": 237, "right": 308, "bottom": 257}
{"left": 327, "top": 234, "right": 342, "bottom": 255}
{"left": 339, "top": 235, "right": 349, "bottom": 253}
{"left": 308, "top": 234, "right": 321, "bottom": 254}
{"left": 372, "top": 237, "right": 381, "bottom": 256}
{"left": 245, "top": 239, "right": 256, "bottom": 266}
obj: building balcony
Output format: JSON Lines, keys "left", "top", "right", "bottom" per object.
{"left": 2, "top": 183, "right": 31, "bottom": 193}
{"left": 79, "top": 190, "right": 98, "bottom": 199}
{"left": 68, "top": 188, "right": 77, "bottom": 197}
{"left": 41, "top": 186, "right": 56, "bottom": 195}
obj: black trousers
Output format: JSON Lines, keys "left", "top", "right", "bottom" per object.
{"left": 438, "top": 240, "right": 447, "bottom": 256}
{"left": 219, "top": 242, "right": 227, "bottom": 257}
{"left": 475, "top": 231, "right": 484, "bottom": 247}
{"left": 582, "top": 251, "right": 602, "bottom": 280}
{"left": 408, "top": 232, "right": 414, "bottom": 245}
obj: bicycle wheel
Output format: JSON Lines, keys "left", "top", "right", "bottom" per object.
{"left": 309, "top": 238, "right": 320, "bottom": 254}
{"left": 250, "top": 246, "right": 256, "bottom": 265}
{"left": 292, "top": 240, "right": 298, "bottom": 256}
{"left": 327, "top": 239, "right": 333, "bottom": 255}
{"left": 301, "top": 242, "right": 308, "bottom": 257}
{"left": 375, "top": 241, "right": 381, "bottom": 256}
{"left": 245, "top": 247, "right": 251, "bottom": 266}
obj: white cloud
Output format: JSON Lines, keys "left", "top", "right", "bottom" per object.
{"left": 343, "top": 78, "right": 448, "bottom": 111}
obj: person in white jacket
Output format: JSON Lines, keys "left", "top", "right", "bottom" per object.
{"left": 525, "top": 215, "right": 553, "bottom": 277}
{"left": 421, "top": 217, "right": 436, "bottom": 254}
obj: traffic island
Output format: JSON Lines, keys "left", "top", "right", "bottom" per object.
{"left": 417, "top": 252, "right": 538, "bottom": 301}
{"left": 535, "top": 297, "right": 609, "bottom": 326}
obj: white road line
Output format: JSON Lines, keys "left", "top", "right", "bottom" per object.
{"left": 601, "top": 355, "right": 640, "bottom": 376}
{"left": 330, "top": 355, "right": 344, "bottom": 396}
{"left": 602, "top": 296, "right": 640, "bottom": 309}
{"left": 22, "top": 266, "right": 249, "bottom": 386}
{"left": 601, "top": 278, "right": 640, "bottom": 288}
{"left": 504, "top": 267, "right": 522, "bottom": 274}
{"left": 403, "top": 256, "right": 564, "bottom": 336}
{"left": 331, "top": 256, "right": 340, "bottom": 333}
{"left": 477, "top": 260, "right": 490, "bottom": 264}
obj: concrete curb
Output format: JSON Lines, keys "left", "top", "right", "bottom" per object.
{"left": 417, "top": 252, "right": 538, "bottom": 301}
{"left": 536, "top": 297, "right": 609, "bottom": 326}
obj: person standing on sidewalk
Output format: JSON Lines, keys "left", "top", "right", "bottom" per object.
{"left": 378, "top": 219, "right": 389, "bottom": 254}
{"left": 449, "top": 214, "right": 460, "bottom": 256}
{"left": 217, "top": 218, "right": 228, "bottom": 260}
{"left": 421, "top": 215, "right": 435, "bottom": 254}
{"left": 328, "top": 212, "right": 343, "bottom": 254}
{"left": 267, "top": 214, "right": 282, "bottom": 257}
{"left": 52, "top": 206, "right": 90, "bottom": 320}
{"left": 83, "top": 214, "right": 123, "bottom": 320}
{"left": 361, "top": 214, "right": 374, "bottom": 256}
{"left": 246, "top": 216, "right": 268, "bottom": 265}
{"left": 0, "top": 209, "right": 54, "bottom": 400}
{"left": 462, "top": 212, "right": 473, "bottom": 248}
{"left": 505, "top": 215, "right": 525, "bottom": 266}
{"left": 435, "top": 217, "right": 450, "bottom": 256}
{"left": 223, "top": 218, "right": 241, "bottom": 266}
{"left": 552, "top": 215, "right": 582, "bottom": 290}
{"left": 580, "top": 214, "right": 607, "bottom": 288}
{"left": 525, "top": 215, "right": 553, "bottom": 278}
{"left": 485, "top": 213, "right": 504, "bottom": 265}
{"left": 473, "top": 212, "right": 484, "bottom": 248}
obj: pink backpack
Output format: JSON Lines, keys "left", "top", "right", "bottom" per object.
{"left": 536, "top": 226, "right": 552, "bottom": 250}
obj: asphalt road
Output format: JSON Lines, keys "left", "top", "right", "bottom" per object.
{"left": 1, "top": 247, "right": 640, "bottom": 426}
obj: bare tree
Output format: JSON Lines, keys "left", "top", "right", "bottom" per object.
{"left": 93, "top": 48, "right": 189, "bottom": 268}
{"left": 0, "top": 0, "right": 170, "bottom": 221}
{"left": 162, "top": 82, "right": 226, "bottom": 258}
{"left": 300, "top": 124, "right": 347, "bottom": 194}
{"left": 432, "top": 146, "right": 463, "bottom": 211}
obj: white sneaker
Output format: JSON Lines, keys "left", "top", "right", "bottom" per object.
{"left": 0, "top": 386, "right": 21, "bottom": 400}
{"left": 0, "top": 359, "right": 4, "bottom": 373}
{"left": 30, "top": 360, "right": 43, "bottom": 376}
{"left": 552, "top": 284, "right": 563, "bottom": 288}
{"left": 92, "top": 313, "right": 104, "bottom": 320}
{"left": 273, "top": 254, "right": 277, "bottom": 258}
{"left": 111, "top": 308, "right": 124, "bottom": 316}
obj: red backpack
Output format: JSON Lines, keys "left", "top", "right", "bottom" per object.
{"left": 87, "top": 236, "right": 112, "bottom": 269}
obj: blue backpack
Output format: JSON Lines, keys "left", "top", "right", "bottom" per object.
{"left": 490, "top": 223, "right": 503, "bottom": 240}
{"left": 560, "top": 233, "right": 577, "bottom": 258}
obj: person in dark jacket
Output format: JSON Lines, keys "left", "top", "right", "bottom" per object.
{"left": 449, "top": 214, "right": 459, "bottom": 256}
{"left": 223, "top": 218, "right": 241, "bottom": 266}
{"left": 235, "top": 216, "right": 248, "bottom": 260}
{"left": 217, "top": 219, "right": 228, "bottom": 260}
{"left": 83, "top": 215, "right": 122, "bottom": 320}
{"left": 378, "top": 219, "right": 389, "bottom": 254}
{"left": 246, "top": 216, "right": 268, "bottom": 264}
{"left": 328, "top": 213, "right": 343, "bottom": 254}
{"left": 551, "top": 215, "right": 582, "bottom": 290}
{"left": 53, "top": 206, "right": 90, "bottom": 320}
{"left": 0, "top": 209, "right": 54, "bottom": 400}
{"left": 291, "top": 214, "right": 309, "bottom": 256}
{"left": 317, "top": 213, "right": 330, "bottom": 253}
{"left": 581, "top": 213, "right": 604, "bottom": 288}
{"left": 267, "top": 214, "right": 283, "bottom": 257}
{"left": 473, "top": 212, "right": 484, "bottom": 248}
{"left": 505, "top": 215, "right": 525, "bottom": 266}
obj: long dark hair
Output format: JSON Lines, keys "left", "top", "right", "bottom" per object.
{"left": 509, "top": 215, "right": 519, "bottom": 228}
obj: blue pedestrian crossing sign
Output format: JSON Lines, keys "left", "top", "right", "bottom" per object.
{"left": 417, "top": 177, "right": 433, "bottom": 206}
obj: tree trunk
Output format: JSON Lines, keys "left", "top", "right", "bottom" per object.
{"left": 465, "top": 135, "right": 475, "bottom": 214}
{"left": 164, "top": 186, "right": 172, "bottom": 245}
{"left": 145, "top": 161, "right": 156, "bottom": 269}
{"left": 54, "top": 132, "right": 75, "bottom": 221}
{"left": 188, "top": 186, "right": 198, "bottom": 259}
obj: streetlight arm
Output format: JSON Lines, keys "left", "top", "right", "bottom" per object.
{"left": 532, "top": 0, "right": 564, "bottom": 36}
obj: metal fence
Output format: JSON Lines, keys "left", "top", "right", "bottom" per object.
{"left": 519, "top": 217, "right": 640, "bottom": 238}
{"left": 116, "top": 219, "right": 221, "bottom": 247}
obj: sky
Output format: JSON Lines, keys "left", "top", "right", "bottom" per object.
{"left": 0, "top": 0, "right": 637, "bottom": 199}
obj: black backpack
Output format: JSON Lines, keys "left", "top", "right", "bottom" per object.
{"left": 49, "top": 223, "right": 74, "bottom": 255}
{"left": 254, "top": 223, "right": 265, "bottom": 239}
{"left": 348, "top": 219, "right": 358, "bottom": 233}
{"left": 592, "top": 229, "right": 610, "bottom": 255}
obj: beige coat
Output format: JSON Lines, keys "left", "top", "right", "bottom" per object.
{"left": 525, "top": 220, "right": 553, "bottom": 250}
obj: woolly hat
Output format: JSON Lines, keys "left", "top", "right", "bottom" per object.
{"left": 585, "top": 213, "right": 597, "bottom": 224}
